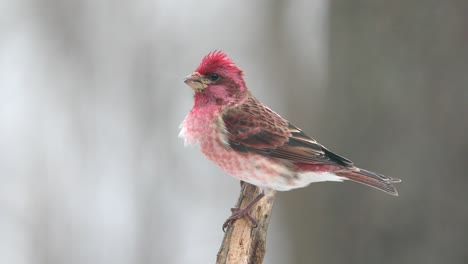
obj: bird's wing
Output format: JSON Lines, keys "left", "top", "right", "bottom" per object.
{"left": 221, "top": 96, "right": 353, "bottom": 167}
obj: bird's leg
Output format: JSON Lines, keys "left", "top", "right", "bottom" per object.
{"left": 222, "top": 190, "right": 265, "bottom": 232}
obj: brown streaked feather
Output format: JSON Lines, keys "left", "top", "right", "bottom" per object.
{"left": 222, "top": 95, "right": 353, "bottom": 166}
{"left": 221, "top": 95, "right": 400, "bottom": 195}
{"left": 336, "top": 168, "right": 401, "bottom": 196}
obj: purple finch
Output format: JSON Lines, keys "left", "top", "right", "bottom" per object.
{"left": 180, "top": 51, "right": 400, "bottom": 229}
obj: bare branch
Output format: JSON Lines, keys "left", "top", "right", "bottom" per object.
{"left": 216, "top": 182, "right": 276, "bottom": 264}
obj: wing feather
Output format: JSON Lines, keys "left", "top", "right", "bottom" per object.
{"left": 222, "top": 96, "right": 353, "bottom": 167}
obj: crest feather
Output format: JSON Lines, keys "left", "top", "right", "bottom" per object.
{"left": 195, "top": 51, "right": 241, "bottom": 75}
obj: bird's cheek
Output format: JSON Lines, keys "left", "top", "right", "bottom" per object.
{"left": 215, "top": 98, "right": 224, "bottom": 105}
{"left": 207, "top": 86, "right": 230, "bottom": 102}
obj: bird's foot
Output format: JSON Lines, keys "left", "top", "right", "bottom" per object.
{"left": 222, "top": 191, "right": 265, "bottom": 232}
{"left": 222, "top": 207, "right": 258, "bottom": 232}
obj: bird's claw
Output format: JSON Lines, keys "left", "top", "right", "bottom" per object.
{"left": 222, "top": 207, "right": 258, "bottom": 232}
{"left": 222, "top": 190, "right": 265, "bottom": 232}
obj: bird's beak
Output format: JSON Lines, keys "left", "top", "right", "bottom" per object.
{"left": 184, "top": 72, "right": 207, "bottom": 92}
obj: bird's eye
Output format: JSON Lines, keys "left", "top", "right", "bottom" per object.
{"left": 209, "top": 73, "right": 220, "bottom": 81}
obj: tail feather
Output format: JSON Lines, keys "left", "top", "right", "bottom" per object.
{"left": 336, "top": 168, "right": 400, "bottom": 196}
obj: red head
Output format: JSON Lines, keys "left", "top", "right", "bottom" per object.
{"left": 184, "top": 51, "right": 247, "bottom": 107}
{"left": 195, "top": 51, "right": 239, "bottom": 76}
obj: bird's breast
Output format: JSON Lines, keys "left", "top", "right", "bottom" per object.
{"left": 179, "top": 106, "right": 225, "bottom": 146}
{"left": 180, "top": 107, "right": 307, "bottom": 191}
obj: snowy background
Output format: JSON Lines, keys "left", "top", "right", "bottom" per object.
{"left": 1, "top": 0, "right": 467, "bottom": 263}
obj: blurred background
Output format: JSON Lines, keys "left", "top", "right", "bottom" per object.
{"left": 1, "top": 0, "right": 467, "bottom": 263}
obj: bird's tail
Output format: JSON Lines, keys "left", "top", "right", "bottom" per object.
{"left": 336, "top": 168, "right": 401, "bottom": 196}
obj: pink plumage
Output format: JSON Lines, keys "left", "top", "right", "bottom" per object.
{"left": 195, "top": 51, "right": 238, "bottom": 75}
{"left": 180, "top": 51, "right": 400, "bottom": 229}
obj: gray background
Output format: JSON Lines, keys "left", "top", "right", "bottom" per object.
{"left": 1, "top": 0, "right": 467, "bottom": 263}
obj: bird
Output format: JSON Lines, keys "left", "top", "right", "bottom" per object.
{"left": 179, "top": 51, "right": 400, "bottom": 230}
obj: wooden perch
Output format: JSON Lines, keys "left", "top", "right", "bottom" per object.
{"left": 216, "top": 182, "right": 277, "bottom": 264}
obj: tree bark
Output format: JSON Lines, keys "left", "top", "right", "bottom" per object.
{"left": 216, "top": 182, "right": 276, "bottom": 264}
